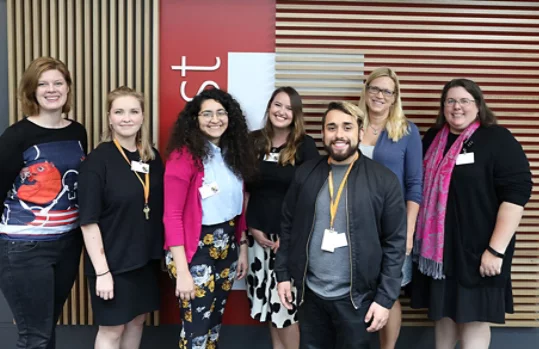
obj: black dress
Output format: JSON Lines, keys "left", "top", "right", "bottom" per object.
{"left": 410, "top": 125, "right": 532, "bottom": 324}
{"left": 245, "top": 134, "right": 319, "bottom": 327}
{"left": 79, "top": 142, "right": 164, "bottom": 326}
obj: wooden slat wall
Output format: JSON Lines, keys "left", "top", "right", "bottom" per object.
{"left": 276, "top": 0, "right": 539, "bottom": 327}
{"left": 5, "top": 0, "right": 160, "bottom": 326}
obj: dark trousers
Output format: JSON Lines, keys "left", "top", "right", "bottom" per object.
{"left": 0, "top": 232, "right": 83, "bottom": 349}
{"left": 166, "top": 221, "right": 238, "bottom": 349}
{"left": 298, "top": 288, "right": 372, "bottom": 349}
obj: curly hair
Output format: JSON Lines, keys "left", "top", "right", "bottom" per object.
{"left": 166, "top": 88, "right": 258, "bottom": 181}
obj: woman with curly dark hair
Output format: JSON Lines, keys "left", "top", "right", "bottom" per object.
{"left": 163, "top": 88, "right": 257, "bottom": 349}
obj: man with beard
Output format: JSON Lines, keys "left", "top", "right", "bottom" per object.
{"left": 275, "top": 101, "right": 407, "bottom": 349}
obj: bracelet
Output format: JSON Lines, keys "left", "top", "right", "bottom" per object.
{"left": 239, "top": 239, "right": 248, "bottom": 246}
{"left": 96, "top": 270, "right": 110, "bottom": 277}
{"left": 487, "top": 246, "right": 505, "bottom": 259}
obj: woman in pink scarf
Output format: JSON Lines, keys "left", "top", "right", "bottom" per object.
{"left": 410, "top": 79, "right": 532, "bottom": 349}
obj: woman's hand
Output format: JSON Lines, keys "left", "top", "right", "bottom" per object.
{"left": 480, "top": 249, "right": 503, "bottom": 277}
{"left": 249, "top": 228, "right": 274, "bottom": 249}
{"left": 176, "top": 270, "right": 196, "bottom": 300}
{"left": 96, "top": 272, "right": 114, "bottom": 300}
{"left": 272, "top": 238, "right": 280, "bottom": 254}
{"left": 236, "top": 245, "right": 248, "bottom": 280}
{"left": 406, "top": 234, "right": 413, "bottom": 256}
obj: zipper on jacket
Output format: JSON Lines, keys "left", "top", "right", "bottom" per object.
{"left": 346, "top": 189, "right": 358, "bottom": 309}
{"left": 300, "top": 184, "right": 324, "bottom": 306}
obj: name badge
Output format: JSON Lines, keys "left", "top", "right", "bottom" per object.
{"left": 456, "top": 152, "right": 474, "bottom": 166}
{"left": 131, "top": 161, "right": 149, "bottom": 173}
{"left": 199, "top": 181, "right": 220, "bottom": 199}
{"left": 263, "top": 152, "right": 280, "bottom": 163}
{"left": 321, "top": 229, "right": 348, "bottom": 252}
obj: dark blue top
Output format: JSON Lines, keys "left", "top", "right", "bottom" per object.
{"left": 369, "top": 121, "right": 423, "bottom": 204}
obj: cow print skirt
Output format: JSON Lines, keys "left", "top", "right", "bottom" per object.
{"left": 246, "top": 233, "right": 298, "bottom": 328}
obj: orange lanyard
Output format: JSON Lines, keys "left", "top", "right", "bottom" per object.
{"left": 113, "top": 139, "right": 151, "bottom": 220}
{"left": 327, "top": 152, "right": 358, "bottom": 229}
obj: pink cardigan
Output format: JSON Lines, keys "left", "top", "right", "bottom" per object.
{"left": 163, "top": 148, "right": 247, "bottom": 263}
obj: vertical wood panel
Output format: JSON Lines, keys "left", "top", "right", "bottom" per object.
{"left": 151, "top": 0, "right": 159, "bottom": 146}
{"left": 75, "top": 0, "right": 83, "bottom": 126}
{"left": 101, "top": 0, "right": 109, "bottom": 135}
{"left": 6, "top": 0, "right": 160, "bottom": 326}
{"left": 92, "top": 0, "right": 101, "bottom": 147}
{"left": 23, "top": 0, "right": 31, "bottom": 67}
{"left": 58, "top": 0, "right": 66, "bottom": 64}
{"left": 66, "top": 0, "right": 75, "bottom": 120}
{"left": 32, "top": 0, "right": 40, "bottom": 57}
{"left": 135, "top": 0, "right": 142, "bottom": 92}
{"left": 109, "top": 0, "right": 117, "bottom": 89}
{"left": 118, "top": 0, "right": 125, "bottom": 86}
{"left": 50, "top": 0, "right": 57, "bottom": 58}
{"left": 276, "top": 0, "right": 539, "bottom": 327}
{"left": 14, "top": 0, "right": 23, "bottom": 116}
{"left": 6, "top": 0, "right": 16, "bottom": 125}
{"left": 40, "top": 0, "right": 49, "bottom": 57}
{"left": 126, "top": 0, "right": 134, "bottom": 88}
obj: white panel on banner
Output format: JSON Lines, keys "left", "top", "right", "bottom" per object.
{"left": 228, "top": 52, "right": 276, "bottom": 131}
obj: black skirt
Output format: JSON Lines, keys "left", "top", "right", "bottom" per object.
{"left": 410, "top": 264, "right": 513, "bottom": 324}
{"left": 88, "top": 261, "right": 160, "bottom": 326}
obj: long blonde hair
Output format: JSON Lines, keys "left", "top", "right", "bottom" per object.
{"left": 256, "top": 86, "right": 306, "bottom": 166}
{"left": 358, "top": 67, "right": 409, "bottom": 142}
{"left": 102, "top": 86, "right": 155, "bottom": 161}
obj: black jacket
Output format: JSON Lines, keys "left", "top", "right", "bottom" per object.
{"left": 275, "top": 153, "right": 407, "bottom": 310}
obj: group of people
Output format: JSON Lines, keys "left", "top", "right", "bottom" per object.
{"left": 0, "top": 56, "right": 532, "bottom": 349}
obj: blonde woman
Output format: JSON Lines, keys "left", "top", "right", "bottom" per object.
{"left": 358, "top": 67, "right": 422, "bottom": 349}
{"left": 79, "top": 86, "right": 164, "bottom": 349}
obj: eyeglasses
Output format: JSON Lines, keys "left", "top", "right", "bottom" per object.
{"left": 366, "top": 85, "right": 395, "bottom": 98}
{"left": 199, "top": 109, "right": 228, "bottom": 119}
{"left": 444, "top": 98, "right": 475, "bottom": 107}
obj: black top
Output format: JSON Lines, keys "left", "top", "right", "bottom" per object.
{"left": 0, "top": 118, "right": 88, "bottom": 240}
{"left": 78, "top": 142, "right": 164, "bottom": 275}
{"left": 423, "top": 125, "right": 532, "bottom": 287}
{"left": 246, "top": 134, "right": 319, "bottom": 235}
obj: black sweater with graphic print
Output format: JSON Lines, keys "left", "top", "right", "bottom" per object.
{"left": 0, "top": 118, "right": 88, "bottom": 240}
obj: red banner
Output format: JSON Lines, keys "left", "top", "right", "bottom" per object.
{"left": 158, "top": 0, "right": 276, "bottom": 325}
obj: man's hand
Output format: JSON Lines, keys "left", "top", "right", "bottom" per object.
{"left": 365, "top": 302, "right": 389, "bottom": 332}
{"left": 277, "top": 281, "right": 294, "bottom": 310}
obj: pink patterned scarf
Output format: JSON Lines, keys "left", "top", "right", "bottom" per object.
{"left": 414, "top": 121, "right": 480, "bottom": 279}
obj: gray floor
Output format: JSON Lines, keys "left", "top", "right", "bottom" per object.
{"left": 0, "top": 323, "right": 537, "bottom": 348}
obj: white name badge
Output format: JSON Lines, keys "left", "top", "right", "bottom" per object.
{"left": 131, "top": 161, "right": 149, "bottom": 173}
{"left": 321, "top": 229, "right": 336, "bottom": 252}
{"left": 456, "top": 152, "right": 474, "bottom": 166}
{"left": 333, "top": 232, "right": 348, "bottom": 248}
{"left": 199, "top": 181, "right": 220, "bottom": 199}
{"left": 263, "top": 152, "right": 280, "bottom": 163}
{"left": 321, "top": 229, "right": 348, "bottom": 252}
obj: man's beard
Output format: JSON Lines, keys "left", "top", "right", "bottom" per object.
{"left": 323, "top": 140, "right": 358, "bottom": 162}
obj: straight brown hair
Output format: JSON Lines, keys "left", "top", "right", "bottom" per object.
{"left": 18, "top": 57, "right": 73, "bottom": 116}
